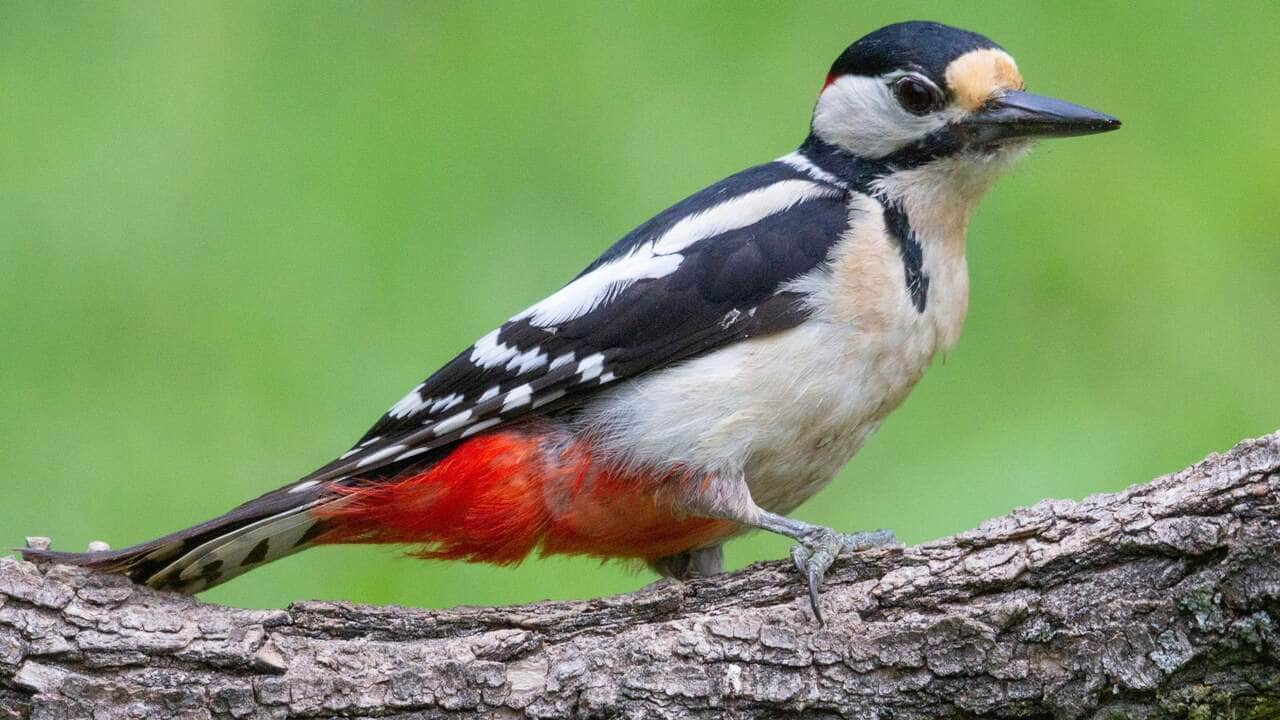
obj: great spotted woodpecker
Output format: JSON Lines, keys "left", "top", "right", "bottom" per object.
{"left": 26, "top": 21, "right": 1119, "bottom": 623}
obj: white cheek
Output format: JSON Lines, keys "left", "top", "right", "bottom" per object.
{"left": 811, "top": 75, "right": 950, "bottom": 158}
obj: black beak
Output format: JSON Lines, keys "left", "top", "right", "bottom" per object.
{"left": 961, "top": 90, "right": 1120, "bottom": 144}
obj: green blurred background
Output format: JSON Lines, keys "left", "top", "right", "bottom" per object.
{"left": 2, "top": 2, "right": 1277, "bottom": 610}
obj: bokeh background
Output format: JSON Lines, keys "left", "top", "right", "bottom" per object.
{"left": 3, "top": 2, "right": 1278, "bottom": 610}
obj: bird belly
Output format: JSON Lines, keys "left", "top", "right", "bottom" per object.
{"left": 577, "top": 315, "right": 942, "bottom": 516}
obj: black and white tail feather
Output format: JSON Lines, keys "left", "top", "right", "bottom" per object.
{"left": 21, "top": 482, "right": 341, "bottom": 592}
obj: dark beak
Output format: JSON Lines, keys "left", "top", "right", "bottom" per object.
{"left": 961, "top": 90, "right": 1120, "bottom": 144}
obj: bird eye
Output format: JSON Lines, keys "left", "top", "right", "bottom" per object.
{"left": 892, "top": 76, "right": 941, "bottom": 115}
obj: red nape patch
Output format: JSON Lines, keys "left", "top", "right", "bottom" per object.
{"left": 822, "top": 71, "right": 842, "bottom": 91}
{"left": 312, "top": 431, "right": 740, "bottom": 566}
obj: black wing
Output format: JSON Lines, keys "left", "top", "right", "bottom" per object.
{"left": 298, "top": 156, "right": 851, "bottom": 485}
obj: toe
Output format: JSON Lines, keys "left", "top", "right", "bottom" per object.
{"left": 789, "top": 544, "right": 810, "bottom": 574}
{"left": 783, "top": 526, "right": 891, "bottom": 626}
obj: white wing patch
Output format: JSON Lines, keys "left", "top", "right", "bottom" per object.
{"left": 507, "top": 346, "right": 548, "bottom": 374}
{"left": 777, "top": 151, "right": 846, "bottom": 187}
{"left": 389, "top": 388, "right": 463, "bottom": 422}
{"left": 501, "top": 383, "right": 533, "bottom": 412}
{"left": 461, "top": 417, "right": 503, "bottom": 438}
{"left": 387, "top": 384, "right": 429, "bottom": 419}
{"left": 576, "top": 353, "right": 605, "bottom": 382}
{"left": 514, "top": 251, "right": 683, "bottom": 327}
{"left": 471, "top": 329, "right": 521, "bottom": 369}
{"left": 433, "top": 409, "right": 473, "bottom": 436}
{"left": 357, "top": 443, "right": 407, "bottom": 467}
{"left": 429, "top": 393, "right": 465, "bottom": 414}
{"left": 394, "top": 446, "right": 431, "bottom": 462}
{"left": 515, "top": 180, "right": 838, "bottom": 327}
{"left": 650, "top": 179, "right": 832, "bottom": 255}
{"left": 469, "top": 328, "right": 549, "bottom": 374}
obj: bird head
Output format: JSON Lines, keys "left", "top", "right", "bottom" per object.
{"left": 812, "top": 21, "right": 1120, "bottom": 169}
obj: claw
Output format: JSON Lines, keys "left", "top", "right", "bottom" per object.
{"left": 788, "top": 527, "right": 897, "bottom": 626}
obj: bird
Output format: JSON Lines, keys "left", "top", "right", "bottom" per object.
{"left": 23, "top": 20, "right": 1119, "bottom": 624}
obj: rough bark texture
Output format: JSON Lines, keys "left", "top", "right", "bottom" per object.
{"left": 2, "top": 432, "right": 1279, "bottom": 720}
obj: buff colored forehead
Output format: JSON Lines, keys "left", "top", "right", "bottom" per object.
{"left": 945, "top": 48, "right": 1025, "bottom": 111}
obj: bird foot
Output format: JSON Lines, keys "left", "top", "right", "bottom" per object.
{"left": 788, "top": 527, "right": 896, "bottom": 626}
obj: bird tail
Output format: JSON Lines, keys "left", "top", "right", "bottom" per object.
{"left": 18, "top": 484, "right": 342, "bottom": 594}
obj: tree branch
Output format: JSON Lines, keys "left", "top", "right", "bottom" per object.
{"left": 2, "top": 432, "right": 1279, "bottom": 719}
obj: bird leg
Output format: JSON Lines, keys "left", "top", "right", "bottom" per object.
{"left": 754, "top": 511, "right": 896, "bottom": 626}
{"left": 675, "top": 476, "right": 895, "bottom": 624}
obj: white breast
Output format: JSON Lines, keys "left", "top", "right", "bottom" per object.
{"left": 577, "top": 191, "right": 971, "bottom": 515}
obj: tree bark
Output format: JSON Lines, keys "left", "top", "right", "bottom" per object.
{"left": 2, "top": 432, "right": 1278, "bottom": 720}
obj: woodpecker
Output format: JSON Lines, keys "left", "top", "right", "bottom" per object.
{"left": 25, "top": 21, "right": 1119, "bottom": 623}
